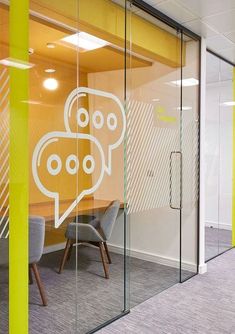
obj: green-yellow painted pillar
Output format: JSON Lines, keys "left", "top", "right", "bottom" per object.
{"left": 233, "top": 67, "right": 235, "bottom": 246}
{"left": 9, "top": 0, "right": 29, "bottom": 333}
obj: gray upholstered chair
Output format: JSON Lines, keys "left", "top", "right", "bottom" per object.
{"left": 29, "top": 216, "right": 47, "bottom": 306}
{"left": 0, "top": 216, "right": 47, "bottom": 306}
{"left": 59, "top": 200, "right": 120, "bottom": 279}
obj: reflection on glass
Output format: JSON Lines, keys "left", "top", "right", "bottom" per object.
{"left": 205, "top": 51, "right": 233, "bottom": 261}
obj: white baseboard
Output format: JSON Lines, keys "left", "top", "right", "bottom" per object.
{"left": 108, "top": 243, "right": 197, "bottom": 272}
{"left": 205, "top": 220, "right": 232, "bottom": 231}
{"left": 198, "top": 263, "right": 207, "bottom": 274}
{"left": 43, "top": 242, "right": 197, "bottom": 273}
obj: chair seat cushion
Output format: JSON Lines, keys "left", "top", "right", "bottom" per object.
{"left": 65, "top": 222, "right": 104, "bottom": 242}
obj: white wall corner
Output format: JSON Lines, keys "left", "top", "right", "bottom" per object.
{"left": 199, "top": 37, "right": 207, "bottom": 271}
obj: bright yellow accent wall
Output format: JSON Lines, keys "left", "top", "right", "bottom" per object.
{"left": 232, "top": 67, "right": 235, "bottom": 246}
{"left": 30, "top": 0, "right": 184, "bottom": 68}
{"left": 9, "top": 0, "right": 29, "bottom": 333}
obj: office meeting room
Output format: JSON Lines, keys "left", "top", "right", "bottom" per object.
{"left": 0, "top": 1, "right": 200, "bottom": 333}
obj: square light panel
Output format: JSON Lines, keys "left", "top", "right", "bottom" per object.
{"left": 61, "top": 32, "right": 109, "bottom": 51}
{"left": 168, "top": 78, "right": 199, "bottom": 87}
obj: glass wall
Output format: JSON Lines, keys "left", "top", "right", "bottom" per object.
{"left": 0, "top": 1, "right": 200, "bottom": 333}
{"left": 126, "top": 4, "right": 200, "bottom": 308}
{"left": 28, "top": 0, "right": 128, "bottom": 333}
{"left": 181, "top": 33, "right": 200, "bottom": 281}
{"left": 205, "top": 51, "right": 234, "bottom": 261}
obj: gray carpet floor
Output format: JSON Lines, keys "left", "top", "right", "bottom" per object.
{"left": 0, "top": 244, "right": 189, "bottom": 334}
{"left": 205, "top": 227, "right": 232, "bottom": 261}
{"left": 98, "top": 248, "right": 235, "bottom": 334}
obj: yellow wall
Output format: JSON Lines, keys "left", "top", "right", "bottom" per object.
{"left": 30, "top": 0, "right": 184, "bottom": 68}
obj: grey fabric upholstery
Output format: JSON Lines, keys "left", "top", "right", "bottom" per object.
{"left": 66, "top": 223, "right": 103, "bottom": 242}
{"left": 29, "top": 216, "right": 45, "bottom": 264}
{"left": 65, "top": 200, "right": 120, "bottom": 242}
{"left": 100, "top": 200, "right": 120, "bottom": 240}
{"left": 0, "top": 238, "right": 8, "bottom": 265}
{"left": 74, "top": 215, "right": 96, "bottom": 223}
{"left": 0, "top": 216, "right": 45, "bottom": 265}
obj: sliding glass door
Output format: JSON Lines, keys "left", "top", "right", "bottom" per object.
{"left": 127, "top": 4, "right": 200, "bottom": 306}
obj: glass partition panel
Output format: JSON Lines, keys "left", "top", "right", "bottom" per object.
{"left": 0, "top": 3, "right": 9, "bottom": 332}
{"left": 205, "top": 51, "right": 233, "bottom": 261}
{"left": 205, "top": 52, "right": 220, "bottom": 260}
{"left": 127, "top": 5, "right": 182, "bottom": 307}
{"left": 74, "top": 1, "right": 128, "bottom": 332}
{"left": 29, "top": 1, "right": 79, "bottom": 332}
{"left": 218, "top": 59, "right": 233, "bottom": 256}
{"left": 180, "top": 33, "right": 200, "bottom": 281}
{"left": 28, "top": 0, "right": 128, "bottom": 333}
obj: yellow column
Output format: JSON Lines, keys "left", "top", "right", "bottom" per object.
{"left": 9, "top": 0, "right": 29, "bottom": 333}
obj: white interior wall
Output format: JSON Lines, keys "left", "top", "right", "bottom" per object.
{"left": 205, "top": 79, "right": 233, "bottom": 230}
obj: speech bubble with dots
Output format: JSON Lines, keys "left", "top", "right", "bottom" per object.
{"left": 32, "top": 131, "right": 105, "bottom": 228}
{"left": 64, "top": 87, "right": 126, "bottom": 175}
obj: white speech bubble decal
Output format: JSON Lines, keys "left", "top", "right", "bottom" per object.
{"left": 64, "top": 87, "right": 126, "bottom": 175}
{"left": 32, "top": 131, "right": 105, "bottom": 228}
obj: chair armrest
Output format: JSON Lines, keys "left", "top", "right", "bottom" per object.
{"left": 66, "top": 223, "right": 104, "bottom": 242}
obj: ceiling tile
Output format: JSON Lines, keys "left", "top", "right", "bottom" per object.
{"left": 203, "top": 9, "right": 235, "bottom": 33}
{"left": 225, "top": 31, "right": 235, "bottom": 43}
{"left": 184, "top": 19, "right": 218, "bottom": 38}
{"left": 175, "top": 0, "right": 235, "bottom": 18}
{"left": 207, "top": 35, "right": 234, "bottom": 52}
{"left": 154, "top": 0, "right": 197, "bottom": 23}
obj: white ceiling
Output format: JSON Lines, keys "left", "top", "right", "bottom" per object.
{"left": 143, "top": 0, "right": 235, "bottom": 64}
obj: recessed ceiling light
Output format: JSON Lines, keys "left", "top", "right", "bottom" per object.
{"left": 0, "top": 58, "right": 34, "bottom": 69}
{"left": 221, "top": 101, "right": 235, "bottom": 106}
{"left": 45, "top": 68, "right": 56, "bottom": 73}
{"left": 168, "top": 78, "right": 199, "bottom": 87}
{"left": 47, "top": 43, "right": 56, "bottom": 49}
{"left": 61, "top": 32, "right": 109, "bottom": 51}
{"left": 43, "top": 78, "right": 58, "bottom": 91}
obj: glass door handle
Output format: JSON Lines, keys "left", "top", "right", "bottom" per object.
{"left": 169, "top": 151, "right": 182, "bottom": 210}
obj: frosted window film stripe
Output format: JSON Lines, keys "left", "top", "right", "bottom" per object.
{"left": 0, "top": 69, "right": 9, "bottom": 240}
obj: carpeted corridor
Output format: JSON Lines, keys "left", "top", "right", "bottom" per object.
{"left": 0, "top": 245, "right": 184, "bottom": 334}
{"left": 98, "top": 248, "right": 235, "bottom": 334}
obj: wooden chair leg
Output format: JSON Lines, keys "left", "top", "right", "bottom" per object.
{"left": 59, "top": 239, "right": 71, "bottom": 274}
{"left": 67, "top": 243, "right": 74, "bottom": 262}
{"left": 31, "top": 263, "right": 47, "bottom": 306}
{"left": 29, "top": 266, "right": 33, "bottom": 285}
{"left": 99, "top": 242, "right": 109, "bottom": 279}
{"left": 104, "top": 242, "right": 112, "bottom": 264}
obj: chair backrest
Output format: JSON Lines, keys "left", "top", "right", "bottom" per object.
{"left": 100, "top": 200, "right": 120, "bottom": 240}
{"left": 29, "top": 216, "right": 45, "bottom": 264}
